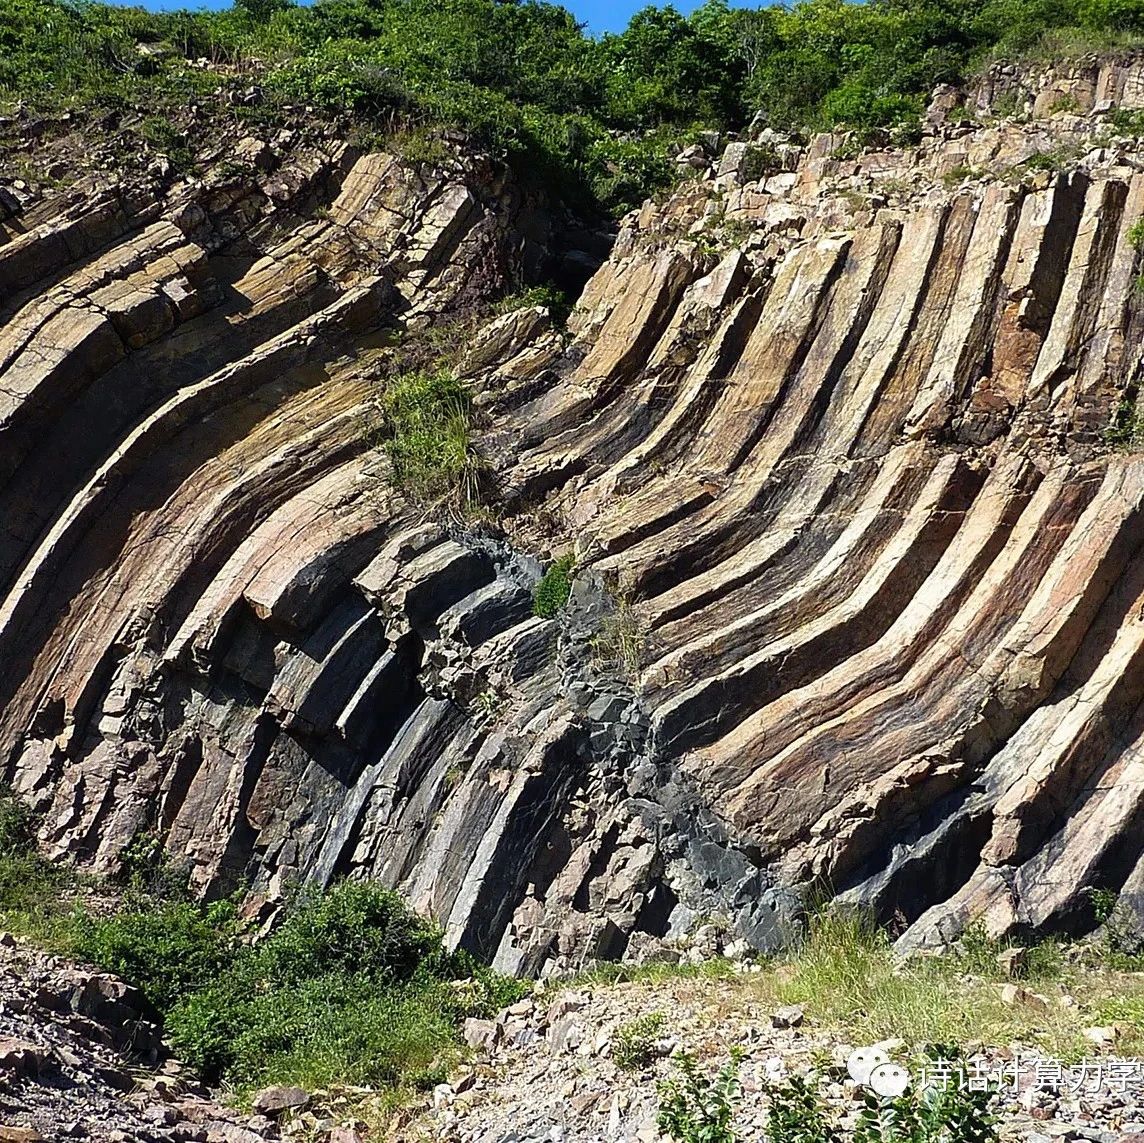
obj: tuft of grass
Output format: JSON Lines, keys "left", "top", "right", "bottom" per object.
{"left": 533, "top": 553, "right": 575, "bottom": 618}
{"left": 590, "top": 597, "right": 645, "bottom": 676}
{"left": 381, "top": 367, "right": 485, "bottom": 509}
{"left": 614, "top": 1010, "right": 667, "bottom": 1071}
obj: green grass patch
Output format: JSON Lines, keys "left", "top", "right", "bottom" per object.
{"left": 382, "top": 367, "right": 485, "bottom": 508}
{"left": 533, "top": 553, "right": 575, "bottom": 618}
{"left": 495, "top": 283, "right": 572, "bottom": 327}
{"left": 752, "top": 907, "right": 1144, "bottom": 1057}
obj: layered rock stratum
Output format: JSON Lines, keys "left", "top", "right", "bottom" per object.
{"left": 6, "top": 56, "right": 1144, "bottom": 975}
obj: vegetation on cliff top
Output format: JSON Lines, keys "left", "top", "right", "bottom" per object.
{"left": 3, "top": 0, "right": 1144, "bottom": 213}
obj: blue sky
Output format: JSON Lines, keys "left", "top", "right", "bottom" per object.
{"left": 126, "top": 0, "right": 728, "bottom": 35}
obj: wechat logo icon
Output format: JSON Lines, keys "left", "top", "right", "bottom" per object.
{"left": 848, "top": 1046, "right": 910, "bottom": 1098}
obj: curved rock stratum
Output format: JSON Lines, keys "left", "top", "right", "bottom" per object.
{"left": 7, "top": 57, "right": 1144, "bottom": 975}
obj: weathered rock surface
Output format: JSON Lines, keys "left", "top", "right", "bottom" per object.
{"left": 6, "top": 58, "right": 1144, "bottom": 979}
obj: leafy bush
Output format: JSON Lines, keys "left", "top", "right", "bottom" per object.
{"left": 614, "top": 1010, "right": 666, "bottom": 1071}
{"left": 0, "top": 820, "right": 524, "bottom": 1100}
{"left": 765, "top": 1074, "right": 840, "bottom": 1143}
{"left": 71, "top": 898, "right": 241, "bottom": 1012}
{"left": 255, "top": 881, "right": 446, "bottom": 985}
{"left": 658, "top": 1049, "right": 743, "bottom": 1143}
{"left": 533, "top": 553, "right": 575, "bottom": 618}
{"left": 382, "top": 367, "right": 484, "bottom": 507}
{"left": 759, "top": 1065, "right": 996, "bottom": 1143}
{"left": 163, "top": 880, "right": 524, "bottom": 1089}
{"left": 0, "top": 788, "right": 35, "bottom": 855}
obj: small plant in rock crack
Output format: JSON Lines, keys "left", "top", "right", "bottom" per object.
{"left": 1088, "top": 886, "right": 1144, "bottom": 961}
{"left": 613, "top": 1011, "right": 666, "bottom": 1072}
{"left": 657, "top": 1048, "right": 743, "bottom": 1143}
{"left": 533, "top": 553, "right": 575, "bottom": 618}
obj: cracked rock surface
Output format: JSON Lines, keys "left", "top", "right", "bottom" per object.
{"left": 6, "top": 55, "right": 1144, "bottom": 977}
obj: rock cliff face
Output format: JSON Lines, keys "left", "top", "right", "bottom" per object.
{"left": 7, "top": 56, "right": 1144, "bottom": 974}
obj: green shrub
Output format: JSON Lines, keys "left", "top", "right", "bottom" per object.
{"left": 764, "top": 1074, "right": 840, "bottom": 1143}
{"left": 382, "top": 368, "right": 484, "bottom": 507}
{"left": 533, "top": 553, "right": 575, "bottom": 618}
{"left": 758, "top": 1066, "right": 996, "bottom": 1143}
{"left": 252, "top": 880, "right": 447, "bottom": 986}
{"left": 168, "top": 968, "right": 460, "bottom": 1089}
{"left": 71, "top": 897, "right": 241, "bottom": 1012}
{"left": 614, "top": 1011, "right": 666, "bottom": 1071}
{"left": 853, "top": 1075, "right": 995, "bottom": 1143}
{"left": 164, "top": 880, "right": 524, "bottom": 1089}
{"left": 0, "top": 790, "right": 521, "bottom": 1098}
{"left": 658, "top": 1049, "right": 743, "bottom": 1143}
{"left": 0, "top": 788, "right": 35, "bottom": 856}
